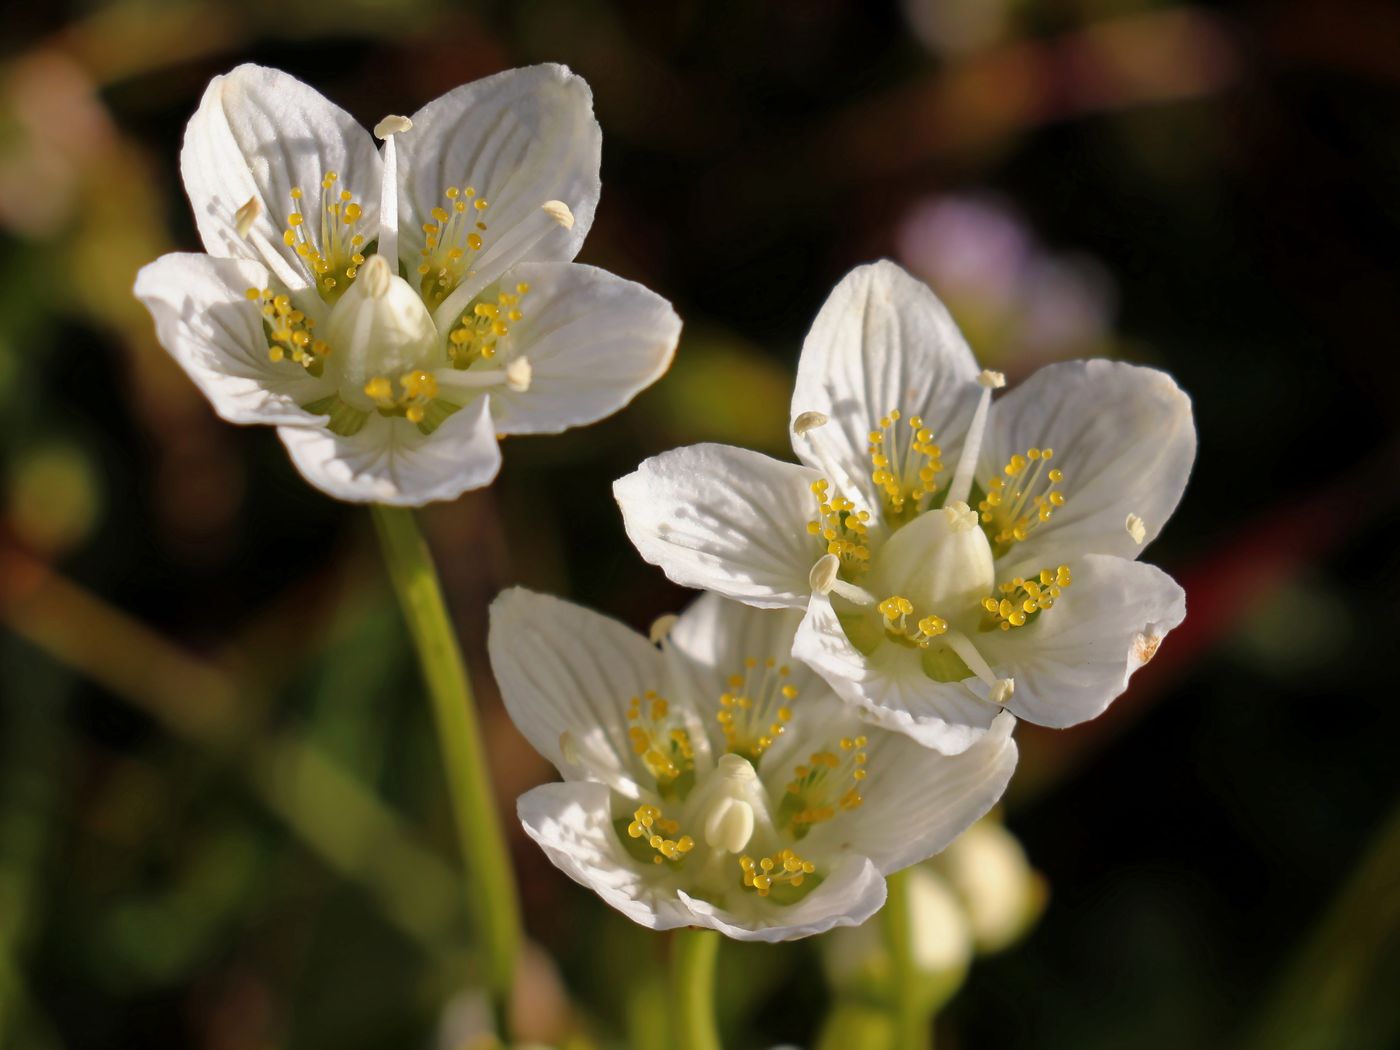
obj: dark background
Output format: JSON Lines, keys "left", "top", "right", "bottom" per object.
{"left": 1, "top": 0, "right": 1397, "bottom": 1047}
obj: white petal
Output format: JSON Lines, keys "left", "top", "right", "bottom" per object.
{"left": 789, "top": 261, "right": 982, "bottom": 512}
{"left": 979, "top": 554, "right": 1186, "bottom": 728}
{"left": 665, "top": 593, "right": 821, "bottom": 756}
{"left": 134, "top": 253, "right": 330, "bottom": 425}
{"left": 614, "top": 445, "right": 823, "bottom": 610}
{"left": 793, "top": 594, "right": 999, "bottom": 755}
{"left": 812, "top": 712, "right": 1018, "bottom": 874}
{"left": 488, "top": 262, "right": 680, "bottom": 435}
{"left": 677, "top": 855, "right": 886, "bottom": 942}
{"left": 489, "top": 588, "right": 667, "bottom": 794}
{"left": 982, "top": 360, "right": 1195, "bottom": 570}
{"left": 397, "top": 64, "right": 600, "bottom": 282}
{"left": 518, "top": 782, "right": 698, "bottom": 931}
{"left": 276, "top": 396, "right": 500, "bottom": 505}
{"left": 180, "top": 64, "right": 381, "bottom": 290}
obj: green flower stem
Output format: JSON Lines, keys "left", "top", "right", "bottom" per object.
{"left": 884, "top": 868, "right": 931, "bottom": 1050}
{"left": 371, "top": 505, "right": 520, "bottom": 1003}
{"left": 672, "top": 928, "right": 722, "bottom": 1050}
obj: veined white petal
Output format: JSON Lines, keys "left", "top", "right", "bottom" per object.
{"left": 807, "top": 712, "right": 1018, "bottom": 875}
{"left": 518, "top": 782, "right": 698, "bottom": 931}
{"left": 276, "top": 395, "right": 500, "bottom": 505}
{"left": 134, "top": 253, "right": 331, "bottom": 425}
{"left": 615, "top": 445, "right": 823, "bottom": 609}
{"left": 489, "top": 588, "right": 669, "bottom": 794}
{"left": 789, "top": 261, "right": 982, "bottom": 512}
{"left": 978, "top": 554, "right": 1185, "bottom": 728}
{"left": 487, "top": 262, "right": 680, "bottom": 435}
{"left": 180, "top": 64, "right": 381, "bottom": 290}
{"left": 397, "top": 64, "right": 601, "bottom": 284}
{"left": 792, "top": 593, "right": 999, "bottom": 755}
{"left": 982, "top": 359, "right": 1195, "bottom": 570}
{"left": 677, "top": 854, "right": 886, "bottom": 942}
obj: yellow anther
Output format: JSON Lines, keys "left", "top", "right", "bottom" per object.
{"left": 868, "top": 408, "right": 944, "bottom": 516}
{"left": 624, "top": 691, "right": 694, "bottom": 785}
{"left": 983, "top": 565, "right": 1072, "bottom": 630}
{"left": 363, "top": 377, "right": 394, "bottom": 403}
{"left": 283, "top": 178, "right": 368, "bottom": 303}
{"left": 740, "top": 847, "right": 816, "bottom": 896}
{"left": 807, "top": 478, "right": 871, "bottom": 571}
{"left": 980, "top": 446, "right": 1067, "bottom": 551}
{"left": 715, "top": 657, "right": 798, "bottom": 760}
{"left": 632, "top": 805, "right": 692, "bottom": 864}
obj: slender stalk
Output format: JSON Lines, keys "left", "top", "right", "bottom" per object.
{"left": 672, "top": 928, "right": 722, "bottom": 1050}
{"left": 884, "top": 869, "right": 930, "bottom": 1050}
{"left": 371, "top": 505, "right": 521, "bottom": 1004}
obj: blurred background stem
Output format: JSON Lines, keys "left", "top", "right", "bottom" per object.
{"left": 671, "top": 928, "right": 720, "bottom": 1050}
{"left": 370, "top": 506, "right": 521, "bottom": 1013}
{"left": 884, "top": 869, "right": 931, "bottom": 1050}
{"left": 1237, "top": 791, "right": 1400, "bottom": 1050}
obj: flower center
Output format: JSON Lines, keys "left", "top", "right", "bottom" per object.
{"left": 873, "top": 500, "right": 996, "bottom": 620}
{"left": 869, "top": 408, "right": 945, "bottom": 519}
{"left": 715, "top": 658, "right": 799, "bottom": 761}
{"left": 978, "top": 447, "right": 1066, "bottom": 555}
{"left": 282, "top": 174, "right": 369, "bottom": 302}
{"left": 418, "top": 186, "right": 492, "bottom": 309}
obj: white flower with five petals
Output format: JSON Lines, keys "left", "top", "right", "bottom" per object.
{"left": 614, "top": 261, "right": 1193, "bottom": 753}
{"left": 489, "top": 588, "right": 1017, "bottom": 941}
{"left": 135, "top": 63, "right": 680, "bottom": 505}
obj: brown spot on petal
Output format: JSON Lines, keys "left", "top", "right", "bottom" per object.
{"left": 1134, "top": 634, "right": 1161, "bottom": 665}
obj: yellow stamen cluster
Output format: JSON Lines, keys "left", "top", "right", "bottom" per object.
{"left": 978, "top": 447, "right": 1066, "bottom": 550}
{"left": 419, "top": 186, "right": 490, "bottom": 307}
{"left": 784, "top": 736, "right": 867, "bottom": 829}
{"left": 982, "top": 565, "right": 1072, "bottom": 630}
{"left": 869, "top": 409, "right": 944, "bottom": 516}
{"left": 363, "top": 369, "right": 440, "bottom": 424}
{"left": 448, "top": 283, "right": 531, "bottom": 369}
{"left": 245, "top": 287, "right": 330, "bottom": 374}
{"left": 877, "top": 595, "right": 949, "bottom": 649}
{"left": 740, "top": 848, "right": 816, "bottom": 896}
{"left": 806, "top": 479, "right": 871, "bottom": 571}
{"left": 716, "top": 657, "right": 798, "bottom": 760}
{"left": 626, "top": 805, "right": 695, "bottom": 865}
{"left": 283, "top": 176, "right": 367, "bottom": 301}
{"left": 626, "top": 691, "right": 695, "bottom": 785}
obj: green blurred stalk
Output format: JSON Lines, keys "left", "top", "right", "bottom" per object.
{"left": 1238, "top": 793, "right": 1400, "bottom": 1050}
{"left": 371, "top": 506, "right": 520, "bottom": 1008}
{"left": 671, "top": 929, "right": 721, "bottom": 1050}
{"left": 884, "top": 869, "right": 931, "bottom": 1050}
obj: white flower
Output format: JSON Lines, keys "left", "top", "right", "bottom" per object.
{"left": 489, "top": 588, "right": 1017, "bottom": 942}
{"left": 614, "top": 261, "right": 1193, "bottom": 753}
{"left": 135, "top": 64, "right": 680, "bottom": 505}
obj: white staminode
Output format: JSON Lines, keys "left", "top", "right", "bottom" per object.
{"left": 135, "top": 63, "right": 681, "bottom": 506}
{"left": 614, "top": 260, "right": 1195, "bottom": 754}
{"left": 491, "top": 588, "right": 1018, "bottom": 942}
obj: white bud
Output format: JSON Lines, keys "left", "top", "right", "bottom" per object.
{"left": 505, "top": 357, "right": 533, "bottom": 392}
{"left": 977, "top": 369, "right": 1006, "bottom": 389}
{"left": 1126, "top": 513, "right": 1147, "bottom": 545}
{"left": 648, "top": 613, "right": 679, "bottom": 645}
{"left": 792, "top": 410, "right": 829, "bottom": 436}
{"left": 989, "top": 678, "right": 1015, "bottom": 705}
